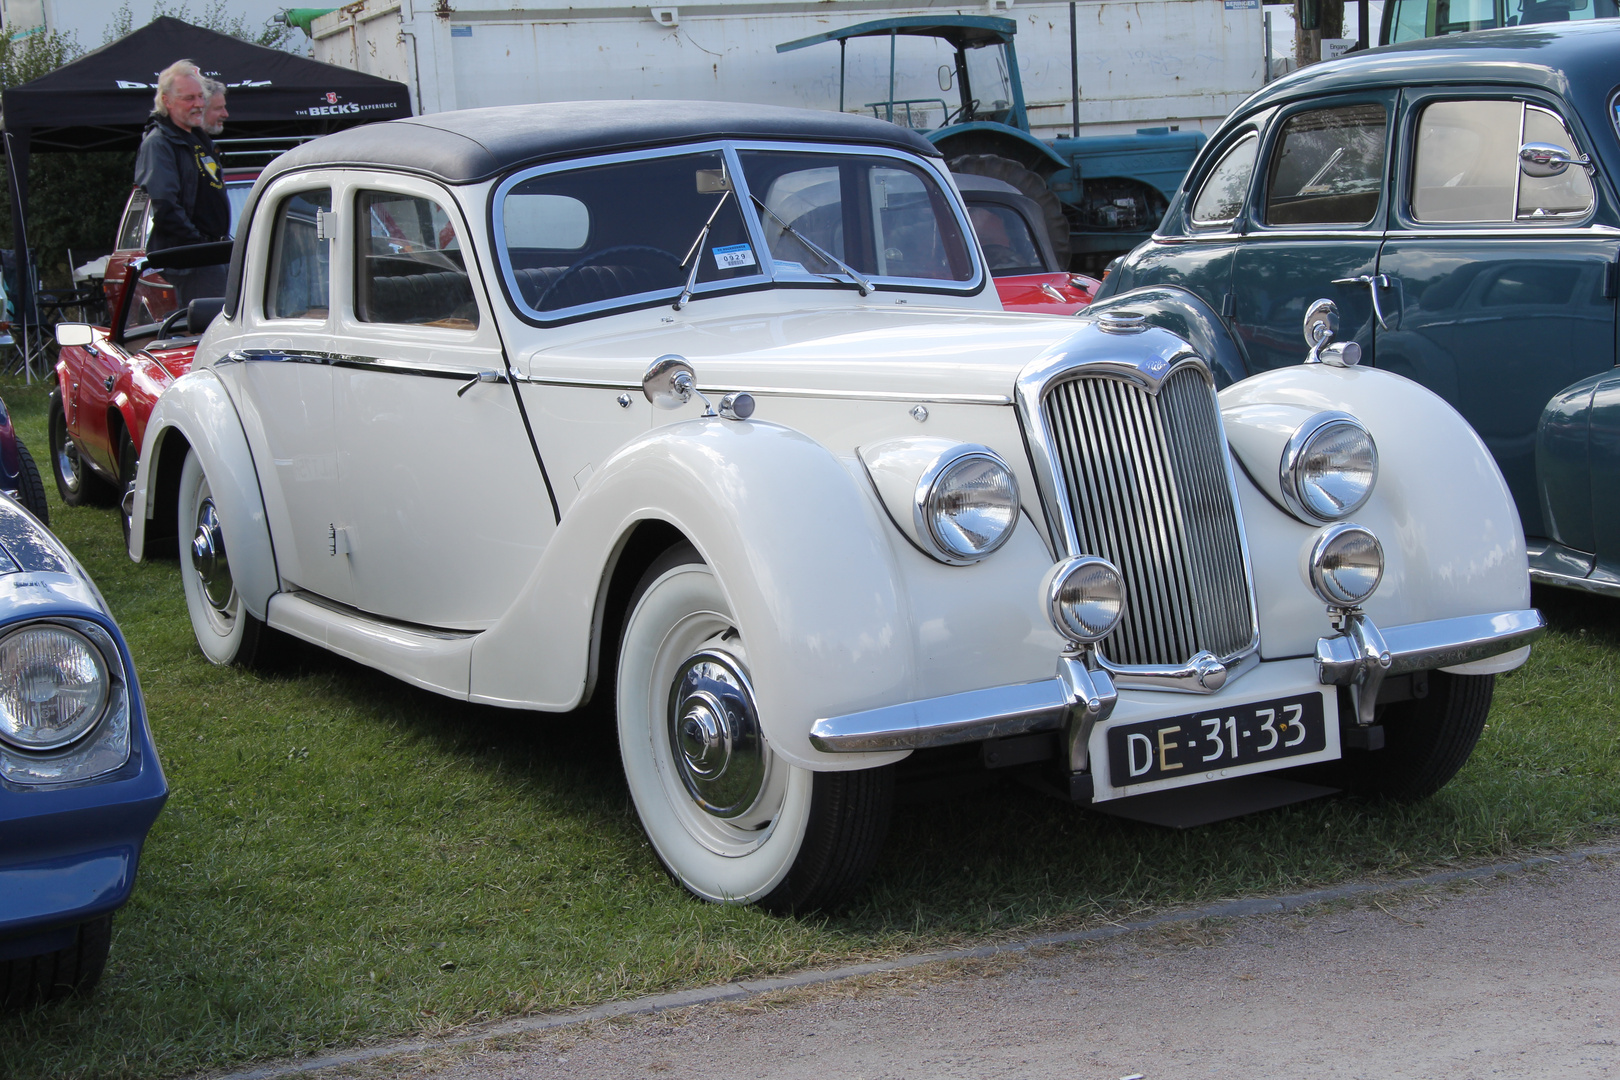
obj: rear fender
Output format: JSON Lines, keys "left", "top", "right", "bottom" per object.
{"left": 131, "top": 369, "right": 277, "bottom": 622}
{"left": 470, "top": 418, "right": 913, "bottom": 771}
{"left": 931, "top": 124, "right": 1069, "bottom": 172}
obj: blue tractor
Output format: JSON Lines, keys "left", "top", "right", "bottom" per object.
{"left": 777, "top": 15, "right": 1207, "bottom": 270}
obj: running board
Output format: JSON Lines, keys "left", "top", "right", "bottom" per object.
{"left": 266, "top": 590, "right": 478, "bottom": 699}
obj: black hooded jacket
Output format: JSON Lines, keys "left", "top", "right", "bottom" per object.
{"left": 133, "top": 112, "right": 230, "bottom": 251}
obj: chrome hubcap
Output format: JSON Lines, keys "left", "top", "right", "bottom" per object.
{"left": 667, "top": 649, "right": 765, "bottom": 819}
{"left": 57, "top": 440, "right": 81, "bottom": 492}
{"left": 190, "top": 499, "right": 234, "bottom": 611}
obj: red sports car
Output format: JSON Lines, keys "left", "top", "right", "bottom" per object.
{"left": 956, "top": 174, "right": 1100, "bottom": 314}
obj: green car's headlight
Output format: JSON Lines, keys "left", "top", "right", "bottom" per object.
{"left": 0, "top": 624, "right": 112, "bottom": 752}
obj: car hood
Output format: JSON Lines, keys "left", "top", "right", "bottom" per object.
{"left": 521, "top": 305, "right": 1088, "bottom": 402}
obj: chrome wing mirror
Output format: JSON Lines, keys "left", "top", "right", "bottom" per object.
{"left": 1519, "top": 142, "right": 1594, "bottom": 179}
{"left": 642, "top": 355, "right": 755, "bottom": 420}
{"left": 1301, "top": 298, "right": 1361, "bottom": 368}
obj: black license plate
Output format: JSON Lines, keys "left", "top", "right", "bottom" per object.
{"left": 1105, "top": 693, "right": 1328, "bottom": 786}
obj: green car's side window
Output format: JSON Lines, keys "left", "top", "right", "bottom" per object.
{"left": 1413, "top": 100, "right": 1593, "bottom": 224}
{"left": 1190, "top": 132, "right": 1258, "bottom": 226}
{"left": 1264, "top": 105, "right": 1387, "bottom": 227}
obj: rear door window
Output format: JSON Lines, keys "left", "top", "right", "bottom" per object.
{"left": 355, "top": 190, "right": 479, "bottom": 329}
{"left": 1264, "top": 105, "right": 1388, "bottom": 226}
{"left": 1412, "top": 100, "right": 1594, "bottom": 223}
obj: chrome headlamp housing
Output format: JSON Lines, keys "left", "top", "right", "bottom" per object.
{"left": 0, "top": 619, "right": 132, "bottom": 785}
{"left": 914, "top": 447, "right": 1020, "bottom": 564}
{"left": 1042, "top": 555, "right": 1126, "bottom": 645}
{"left": 1280, "top": 411, "right": 1378, "bottom": 523}
{"left": 1307, "top": 524, "right": 1384, "bottom": 607}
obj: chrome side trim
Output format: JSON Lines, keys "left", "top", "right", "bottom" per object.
{"left": 1528, "top": 566, "right": 1620, "bottom": 598}
{"left": 516, "top": 373, "right": 1011, "bottom": 405}
{"left": 221, "top": 349, "right": 497, "bottom": 383}
{"left": 1315, "top": 609, "right": 1545, "bottom": 684}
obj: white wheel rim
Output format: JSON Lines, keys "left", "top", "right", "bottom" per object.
{"left": 618, "top": 563, "right": 810, "bottom": 902}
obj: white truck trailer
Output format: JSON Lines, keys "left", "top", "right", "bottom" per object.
{"left": 309, "top": 0, "right": 1266, "bottom": 140}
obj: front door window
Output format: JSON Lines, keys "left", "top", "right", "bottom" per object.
{"left": 1264, "top": 104, "right": 1387, "bottom": 227}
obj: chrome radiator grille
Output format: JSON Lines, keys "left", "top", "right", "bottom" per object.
{"left": 1040, "top": 365, "right": 1254, "bottom": 667}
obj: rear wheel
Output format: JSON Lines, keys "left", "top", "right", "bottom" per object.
{"left": 177, "top": 450, "right": 277, "bottom": 667}
{"left": 949, "top": 153, "right": 1072, "bottom": 268}
{"left": 117, "top": 430, "right": 137, "bottom": 548}
{"left": 12, "top": 437, "right": 49, "bottom": 525}
{"left": 1343, "top": 671, "right": 1495, "bottom": 801}
{"left": 47, "top": 388, "right": 116, "bottom": 507}
{"left": 616, "top": 546, "right": 892, "bottom": 912}
{"left": 0, "top": 915, "right": 112, "bottom": 1006}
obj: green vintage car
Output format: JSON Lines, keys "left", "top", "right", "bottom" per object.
{"left": 1093, "top": 21, "right": 1620, "bottom": 596}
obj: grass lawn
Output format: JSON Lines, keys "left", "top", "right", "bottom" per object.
{"left": 1, "top": 373, "right": 1616, "bottom": 1079}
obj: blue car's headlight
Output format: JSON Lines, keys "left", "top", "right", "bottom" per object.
{"left": 0, "top": 620, "right": 131, "bottom": 785}
{"left": 0, "top": 625, "right": 110, "bottom": 751}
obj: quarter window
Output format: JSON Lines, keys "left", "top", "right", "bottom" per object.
{"left": 356, "top": 191, "right": 479, "bottom": 329}
{"left": 1264, "top": 105, "right": 1387, "bottom": 227}
{"left": 118, "top": 191, "right": 151, "bottom": 251}
{"left": 264, "top": 189, "right": 331, "bottom": 321}
{"left": 1412, "top": 100, "right": 1593, "bottom": 223}
{"left": 1191, "top": 132, "right": 1258, "bottom": 226}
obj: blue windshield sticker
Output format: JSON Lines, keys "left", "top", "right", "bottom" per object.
{"left": 713, "top": 243, "right": 756, "bottom": 270}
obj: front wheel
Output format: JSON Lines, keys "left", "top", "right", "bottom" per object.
{"left": 177, "top": 450, "right": 277, "bottom": 667}
{"left": 616, "top": 547, "right": 892, "bottom": 912}
{"left": 47, "top": 388, "right": 116, "bottom": 507}
{"left": 0, "top": 914, "right": 111, "bottom": 1005}
{"left": 1342, "top": 671, "right": 1495, "bottom": 801}
{"left": 12, "top": 437, "right": 49, "bottom": 525}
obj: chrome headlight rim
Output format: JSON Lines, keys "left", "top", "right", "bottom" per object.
{"left": 911, "top": 444, "right": 1020, "bottom": 565}
{"left": 0, "top": 619, "right": 124, "bottom": 756}
{"left": 1043, "top": 554, "right": 1126, "bottom": 645}
{"left": 1280, "top": 410, "right": 1378, "bottom": 524}
{"left": 1308, "top": 523, "right": 1385, "bottom": 608}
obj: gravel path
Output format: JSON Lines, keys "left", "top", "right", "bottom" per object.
{"left": 250, "top": 853, "right": 1620, "bottom": 1080}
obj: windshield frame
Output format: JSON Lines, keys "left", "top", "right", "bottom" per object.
{"left": 490, "top": 138, "right": 984, "bottom": 327}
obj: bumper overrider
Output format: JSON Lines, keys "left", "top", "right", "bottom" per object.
{"left": 809, "top": 593, "right": 1545, "bottom": 797}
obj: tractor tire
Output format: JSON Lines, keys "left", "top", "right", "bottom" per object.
{"left": 949, "top": 153, "right": 1072, "bottom": 268}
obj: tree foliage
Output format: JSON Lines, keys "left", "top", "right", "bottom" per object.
{"left": 104, "top": 0, "right": 297, "bottom": 52}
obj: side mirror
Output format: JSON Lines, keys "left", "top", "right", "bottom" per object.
{"left": 938, "top": 64, "right": 954, "bottom": 92}
{"left": 1302, "top": 298, "right": 1339, "bottom": 348}
{"left": 643, "top": 354, "right": 698, "bottom": 410}
{"left": 55, "top": 323, "right": 94, "bottom": 348}
{"left": 1519, "top": 142, "right": 1594, "bottom": 179}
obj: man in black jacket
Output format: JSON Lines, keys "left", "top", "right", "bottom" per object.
{"left": 134, "top": 60, "right": 231, "bottom": 308}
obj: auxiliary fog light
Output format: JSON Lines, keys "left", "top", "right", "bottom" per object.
{"left": 1308, "top": 524, "right": 1384, "bottom": 607}
{"left": 1043, "top": 556, "right": 1126, "bottom": 645}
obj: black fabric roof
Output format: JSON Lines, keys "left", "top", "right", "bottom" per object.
{"left": 261, "top": 99, "right": 941, "bottom": 185}
{"left": 1, "top": 16, "right": 409, "bottom": 153}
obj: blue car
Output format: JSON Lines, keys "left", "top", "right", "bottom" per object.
{"left": 0, "top": 493, "right": 165, "bottom": 1003}
{"left": 0, "top": 395, "right": 49, "bottom": 526}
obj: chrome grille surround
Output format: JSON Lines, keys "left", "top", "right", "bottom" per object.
{"left": 1015, "top": 323, "right": 1260, "bottom": 690}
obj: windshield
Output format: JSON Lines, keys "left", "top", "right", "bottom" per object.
{"left": 495, "top": 143, "right": 977, "bottom": 322}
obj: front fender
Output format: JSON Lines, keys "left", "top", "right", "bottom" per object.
{"left": 470, "top": 418, "right": 913, "bottom": 771}
{"left": 1222, "top": 363, "right": 1530, "bottom": 660}
{"left": 131, "top": 369, "right": 278, "bottom": 622}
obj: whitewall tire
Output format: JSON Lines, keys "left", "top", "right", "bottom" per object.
{"left": 177, "top": 450, "right": 274, "bottom": 667}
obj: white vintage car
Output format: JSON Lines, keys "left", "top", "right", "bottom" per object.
{"left": 132, "top": 101, "right": 1542, "bottom": 911}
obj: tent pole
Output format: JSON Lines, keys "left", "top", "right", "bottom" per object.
{"left": 3, "top": 131, "right": 33, "bottom": 384}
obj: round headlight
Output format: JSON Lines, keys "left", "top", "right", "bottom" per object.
{"left": 1043, "top": 556, "right": 1126, "bottom": 644}
{"left": 916, "top": 448, "right": 1019, "bottom": 563}
{"left": 0, "top": 625, "right": 111, "bottom": 752}
{"left": 1281, "top": 412, "right": 1378, "bottom": 522}
{"left": 1308, "top": 524, "right": 1384, "bottom": 607}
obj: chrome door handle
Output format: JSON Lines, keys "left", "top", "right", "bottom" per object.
{"left": 456, "top": 370, "right": 506, "bottom": 397}
{"left": 1331, "top": 273, "right": 1393, "bottom": 330}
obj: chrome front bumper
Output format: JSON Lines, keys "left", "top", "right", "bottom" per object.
{"left": 809, "top": 608, "right": 1546, "bottom": 756}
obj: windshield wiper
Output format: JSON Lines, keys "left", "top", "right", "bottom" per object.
{"left": 749, "top": 194, "right": 873, "bottom": 296}
{"left": 674, "top": 189, "right": 734, "bottom": 311}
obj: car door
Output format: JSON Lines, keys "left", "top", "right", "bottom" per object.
{"left": 218, "top": 178, "right": 354, "bottom": 606}
{"left": 1228, "top": 93, "right": 1397, "bottom": 373}
{"left": 1375, "top": 91, "right": 1617, "bottom": 539}
{"left": 331, "top": 176, "right": 553, "bottom": 630}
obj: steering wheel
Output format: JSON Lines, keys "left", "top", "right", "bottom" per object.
{"left": 946, "top": 99, "right": 981, "bottom": 126}
{"left": 532, "top": 245, "right": 683, "bottom": 310}
{"left": 158, "top": 305, "right": 191, "bottom": 339}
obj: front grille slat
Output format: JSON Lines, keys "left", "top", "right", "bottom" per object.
{"left": 1040, "top": 365, "right": 1254, "bottom": 668}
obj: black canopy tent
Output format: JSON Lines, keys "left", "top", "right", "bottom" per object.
{"left": 0, "top": 16, "right": 410, "bottom": 368}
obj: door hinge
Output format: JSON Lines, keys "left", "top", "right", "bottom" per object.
{"left": 1221, "top": 292, "right": 1235, "bottom": 317}
{"left": 328, "top": 524, "right": 351, "bottom": 556}
{"left": 1605, "top": 257, "right": 1619, "bottom": 300}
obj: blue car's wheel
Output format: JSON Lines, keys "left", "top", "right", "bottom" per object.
{"left": 0, "top": 914, "right": 111, "bottom": 1005}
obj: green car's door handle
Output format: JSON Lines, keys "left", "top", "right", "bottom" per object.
{"left": 1332, "top": 273, "right": 1393, "bottom": 330}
